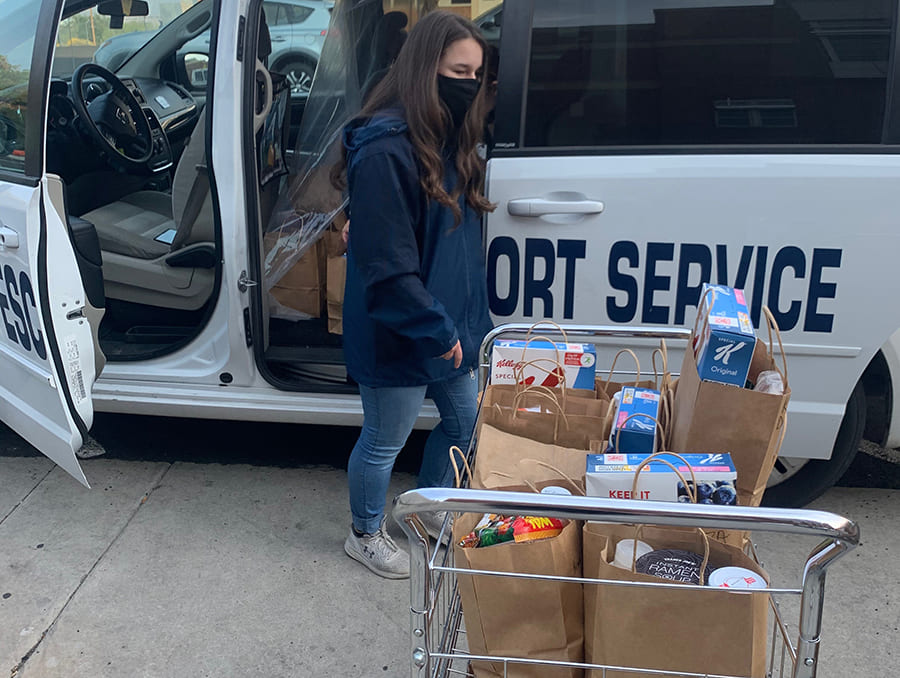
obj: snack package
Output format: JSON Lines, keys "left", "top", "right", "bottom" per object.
{"left": 458, "top": 514, "right": 516, "bottom": 548}
{"left": 512, "top": 516, "right": 568, "bottom": 542}
{"left": 459, "top": 514, "right": 568, "bottom": 547}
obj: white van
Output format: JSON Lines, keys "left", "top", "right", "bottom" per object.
{"left": 0, "top": 0, "right": 894, "bottom": 507}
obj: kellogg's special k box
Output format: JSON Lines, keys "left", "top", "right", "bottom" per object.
{"left": 694, "top": 284, "right": 756, "bottom": 387}
{"left": 491, "top": 340, "right": 597, "bottom": 389}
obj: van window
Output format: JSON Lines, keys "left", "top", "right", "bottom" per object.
{"left": 524, "top": 0, "right": 895, "bottom": 148}
{"left": 269, "top": 3, "right": 314, "bottom": 26}
{"left": 0, "top": 1, "right": 42, "bottom": 174}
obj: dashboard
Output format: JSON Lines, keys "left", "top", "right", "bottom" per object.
{"left": 47, "top": 75, "right": 199, "bottom": 179}
{"left": 49, "top": 77, "right": 198, "bottom": 135}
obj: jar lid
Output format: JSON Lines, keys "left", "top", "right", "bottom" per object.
{"left": 612, "top": 539, "right": 654, "bottom": 569}
{"left": 635, "top": 549, "right": 712, "bottom": 585}
{"left": 540, "top": 485, "right": 572, "bottom": 496}
{"left": 708, "top": 566, "right": 767, "bottom": 589}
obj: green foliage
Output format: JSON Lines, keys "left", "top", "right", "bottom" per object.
{"left": 0, "top": 55, "right": 28, "bottom": 91}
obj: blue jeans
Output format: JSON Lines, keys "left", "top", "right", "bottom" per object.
{"left": 348, "top": 370, "right": 478, "bottom": 534}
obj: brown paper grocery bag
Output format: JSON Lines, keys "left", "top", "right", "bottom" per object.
{"left": 471, "top": 424, "right": 587, "bottom": 490}
{"left": 326, "top": 254, "right": 346, "bottom": 335}
{"left": 582, "top": 523, "right": 769, "bottom": 678}
{"left": 671, "top": 307, "right": 790, "bottom": 506}
{"left": 483, "top": 384, "right": 607, "bottom": 418}
{"left": 268, "top": 238, "right": 325, "bottom": 317}
{"left": 455, "top": 503, "right": 584, "bottom": 678}
{"left": 479, "top": 386, "right": 607, "bottom": 451}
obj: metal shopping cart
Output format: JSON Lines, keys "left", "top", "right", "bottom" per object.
{"left": 392, "top": 324, "right": 860, "bottom": 678}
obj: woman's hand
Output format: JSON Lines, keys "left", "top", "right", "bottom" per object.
{"left": 441, "top": 340, "right": 463, "bottom": 369}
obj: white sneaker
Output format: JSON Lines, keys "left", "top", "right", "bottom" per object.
{"left": 344, "top": 519, "right": 410, "bottom": 579}
{"left": 418, "top": 511, "right": 452, "bottom": 546}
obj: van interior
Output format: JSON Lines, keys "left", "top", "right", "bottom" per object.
{"left": 47, "top": 0, "right": 450, "bottom": 393}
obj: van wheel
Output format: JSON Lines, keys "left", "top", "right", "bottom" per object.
{"left": 762, "top": 381, "right": 866, "bottom": 508}
{"left": 278, "top": 57, "right": 316, "bottom": 96}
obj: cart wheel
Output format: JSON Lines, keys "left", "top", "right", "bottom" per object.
{"left": 762, "top": 381, "right": 865, "bottom": 508}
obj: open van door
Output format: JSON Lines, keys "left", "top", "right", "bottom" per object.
{"left": 0, "top": 176, "right": 102, "bottom": 488}
{"left": 0, "top": 0, "right": 102, "bottom": 488}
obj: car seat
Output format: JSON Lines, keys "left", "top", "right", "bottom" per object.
{"left": 80, "top": 110, "right": 215, "bottom": 311}
{"left": 80, "top": 12, "right": 277, "bottom": 312}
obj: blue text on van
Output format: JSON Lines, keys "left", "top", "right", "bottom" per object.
{"left": 0, "top": 265, "right": 48, "bottom": 359}
{"left": 487, "top": 237, "right": 841, "bottom": 333}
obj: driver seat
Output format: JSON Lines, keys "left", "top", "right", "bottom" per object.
{"left": 80, "top": 110, "right": 215, "bottom": 311}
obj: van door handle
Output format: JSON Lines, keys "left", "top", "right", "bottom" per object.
{"left": 507, "top": 198, "right": 604, "bottom": 217}
{"left": 0, "top": 224, "right": 20, "bottom": 250}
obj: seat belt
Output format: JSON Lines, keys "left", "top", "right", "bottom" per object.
{"left": 174, "top": 162, "right": 210, "bottom": 249}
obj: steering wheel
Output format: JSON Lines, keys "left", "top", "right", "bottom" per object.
{"left": 71, "top": 63, "right": 154, "bottom": 171}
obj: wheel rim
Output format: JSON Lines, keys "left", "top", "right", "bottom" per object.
{"left": 285, "top": 66, "right": 314, "bottom": 95}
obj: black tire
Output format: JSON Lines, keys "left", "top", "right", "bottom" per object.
{"left": 762, "top": 381, "right": 866, "bottom": 508}
{"left": 275, "top": 57, "right": 316, "bottom": 96}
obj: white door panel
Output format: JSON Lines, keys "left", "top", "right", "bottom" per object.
{"left": 485, "top": 154, "right": 900, "bottom": 459}
{"left": 0, "top": 180, "right": 96, "bottom": 486}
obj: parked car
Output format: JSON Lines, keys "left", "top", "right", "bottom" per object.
{"left": 93, "top": 0, "right": 331, "bottom": 95}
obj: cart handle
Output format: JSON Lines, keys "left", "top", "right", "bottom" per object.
{"left": 393, "top": 487, "right": 858, "bottom": 544}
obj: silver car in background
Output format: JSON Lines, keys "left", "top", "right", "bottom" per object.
{"left": 93, "top": 0, "right": 331, "bottom": 96}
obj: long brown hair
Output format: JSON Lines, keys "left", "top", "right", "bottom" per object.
{"left": 333, "top": 10, "right": 496, "bottom": 222}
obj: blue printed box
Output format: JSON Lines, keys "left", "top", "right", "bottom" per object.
{"left": 695, "top": 284, "right": 756, "bottom": 387}
{"left": 586, "top": 452, "right": 738, "bottom": 504}
{"left": 606, "top": 387, "right": 660, "bottom": 454}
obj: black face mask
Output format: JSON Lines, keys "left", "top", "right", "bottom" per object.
{"left": 437, "top": 74, "right": 480, "bottom": 130}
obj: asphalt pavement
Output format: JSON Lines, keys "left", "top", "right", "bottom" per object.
{"left": 1, "top": 416, "right": 897, "bottom": 677}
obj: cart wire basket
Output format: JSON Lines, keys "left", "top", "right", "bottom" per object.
{"left": 392, "top": 323, "right": 860, "bottom": 678}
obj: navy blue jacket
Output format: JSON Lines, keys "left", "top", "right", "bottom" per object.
{"left": 342, "top": 110, "right": 492, "bottom": 387}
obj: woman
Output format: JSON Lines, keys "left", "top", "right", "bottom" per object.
{"left": 334, "top": 10, "right": 495, "bottom": 579}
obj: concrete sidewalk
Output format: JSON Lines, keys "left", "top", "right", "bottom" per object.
{"left": 1, "top": 456, "right": 895, "bottom": 677}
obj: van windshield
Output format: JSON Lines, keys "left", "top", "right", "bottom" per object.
{"left": 53, "top": 0, "right": 205, "bottom": 78}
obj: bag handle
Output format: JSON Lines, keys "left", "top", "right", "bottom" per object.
{"left": 629, "top": 524, "right": 711, "bottom": 586}
{"left": 515, "top": 381, "right": 567, "bottom": 406}
{"left": 518, "top": 458, "right": 585, "bottom": 496}
{"left": 651, "top": 339, "right": 672, "bottom": 391}
{"left": 518, "top": 334, "right": 563, "bottom": 367}
{"left": 761, "top": 306, "right": 789, "bottom": 387}
{"left": 524, "top": 320, "right": 569, "bottom": 344}
{"left": 512, "top": 358, "right": 569, "bottom": 403}
{"left": 628, "top": 452, "right": 709, "bottom": 585}
{"left": 656, "top": 389, "right": 674, "bottom": 451}
{"left": 613, "top": 412, "right": 665, "bottom": 455}
{"left": 600, "top": 348, "right": 642, "bottom": 390}
{"left": 629, "top": 451, "right": 699, "bottom": 504}
{"left": 449, "top": 445, "right": 474, "bottom": 490}
{"left": 651, "top": 339, "right": 674, "bottom": 448}
{"left": 511, "top": 388, "right": 571, "bottom": 442}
